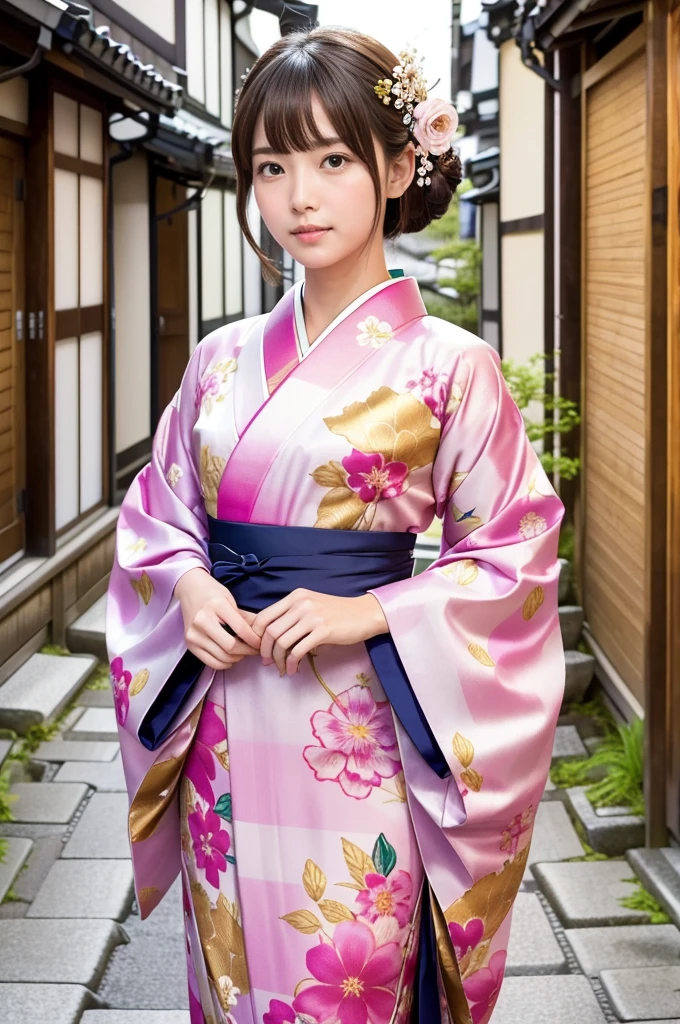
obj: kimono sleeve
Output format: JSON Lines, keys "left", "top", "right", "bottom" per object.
{"left": 367, "top": 339, "right": 566, "bottom": 1007}
{"left": 105, "top": 341, "right": 214, "bottom": 744}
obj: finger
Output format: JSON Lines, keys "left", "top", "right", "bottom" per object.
{"left": 188, "top": 637, "right": 240, "bottom": 670}
{"left": 272, "top": 622, "right": 312, "bottom": 675}
{"left": 219, "top": 603, "right": 262, "bottom": 649}
{"left": 251, "top": 594, "right": 294, "bottom": 639}
{"left": 286, "top": 629, "right": 325, "bottom": 675}
{"left": 260, "top": 609, "right": 301, "bottom": 662}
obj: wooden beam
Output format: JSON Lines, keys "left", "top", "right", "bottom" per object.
{"left": 582, "top": 23, "right": 646, "bottom": 89}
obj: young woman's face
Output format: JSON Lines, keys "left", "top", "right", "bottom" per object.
{"left": 251, "top": 92, "right": 387, "bottom": 271}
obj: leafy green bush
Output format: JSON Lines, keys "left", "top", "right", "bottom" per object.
{"left": 551, "top": 718, "right": 645, "bottom": 816}
{"left": 420, "top": 184, "right": 481, "bottom": 334}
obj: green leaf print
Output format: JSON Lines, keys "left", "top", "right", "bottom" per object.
{"left": 214, "top": 793, "right": 232, "bottom": 822}
{"left": 372, "top": 833, "right": 397, "bottom": 877}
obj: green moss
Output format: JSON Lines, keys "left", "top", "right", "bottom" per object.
{"left": 558, "top": 523, "right": 575, "bottom": 562}
{"left": 1, "top": 886, "right": 23, "bottom": 904}
{"left": 618, "top": 878, "right": 671, "bottom": 924}
{"left": 39, "top": 643, "right": 70, "bottom": 657}
{"left": 0, "top": 766, "right": 17, "bottom": 822}
{"left": 550, "top": 758, "right": 594, "bottom": 789}
{"left": 85, "top": 662, "right": 112, "bottom": 691}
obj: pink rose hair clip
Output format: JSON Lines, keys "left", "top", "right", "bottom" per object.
{"left": 374, "top": 47, "right": 459, "bottom": 187}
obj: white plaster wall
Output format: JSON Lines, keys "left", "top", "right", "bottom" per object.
{"left": 499, "top": 40, "right": 545, "bottom": 222}
{"left": 113, "top": 152, "right": 151, "bottom": 453}
{"left": 111, "top": 0, "right": 175, "bottom": 42}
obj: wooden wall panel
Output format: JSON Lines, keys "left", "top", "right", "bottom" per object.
{"left": 583, "top": 48, "right": 647, "bottom": 706}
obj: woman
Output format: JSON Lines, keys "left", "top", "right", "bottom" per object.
{"left": 106, "top": 25, "right": 565, "bottom": 1024}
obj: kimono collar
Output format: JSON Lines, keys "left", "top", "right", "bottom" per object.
{"left": 293, "top": 272, "right": 409, "bottom": 357}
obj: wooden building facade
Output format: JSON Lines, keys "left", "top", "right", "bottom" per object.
{"left": 510, "top": 0, "right": 679, "bottom": 844}
{"left": 0, "top": 0, "right": 281, "bottom": 684}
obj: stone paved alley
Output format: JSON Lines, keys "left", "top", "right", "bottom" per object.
{"left": 0, "top": 593, "right": 679, "bottom": 1024}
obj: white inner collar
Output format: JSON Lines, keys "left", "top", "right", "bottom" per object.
{"left": 293, "top": 275, "right": 407, "bottom": 358}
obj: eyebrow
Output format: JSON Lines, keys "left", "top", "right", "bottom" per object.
{"left": 252, "top": 136, "right": 345, "bottom": 158}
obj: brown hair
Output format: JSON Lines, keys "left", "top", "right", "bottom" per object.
{"left": 231, "top": 26, "right": 462, "bottom": 285}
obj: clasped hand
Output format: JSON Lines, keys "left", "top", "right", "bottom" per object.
{"left": 174, "top": 567, "right": 388, "bottom": 676}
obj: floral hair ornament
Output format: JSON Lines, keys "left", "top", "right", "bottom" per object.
{"left": 374, "top": 47, "right": 459, "bottom": 187}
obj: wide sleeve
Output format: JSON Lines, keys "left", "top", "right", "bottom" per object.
{"left": 368, "top": 339, "right": 566, "bottom": 1013}
{"left": 105, "top": 341, "right": 215, "bottom": 747}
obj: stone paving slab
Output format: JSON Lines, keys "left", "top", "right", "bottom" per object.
{"left": 67, "top": 593, "right": 108, "bottom": 661}
{"left": 0, "top": 982, "right": 100, "bottom": 1024}
{"left": 0, "top": 918, "right": 125, "bottom": 986}
{"left": 506, "top": 892, "right": 568, "bottom": 975}
{"left": 83, "top": 1011, "right": 192, "bottom": 1019}
{"left": 525, "top": 801, "right": 584, "bottom": 879}
{"left": 568, "top": 786, "right": 645, "bottom": 856}
{"left": 9, "top": 781, "right": 88, "bottom": 823}
{"left": 67, "top": 707, "right": 119, "bottom": 742}
{"left": 27, "top": 858, "right": 134, "bottom": 920}
{"left": 62, "top": 792, "right": 130, "bottom": 859}
{"left": 33, "top": 738, "right": 119, "bottom": 762}
{"left": 11, "top": 835, "right": 62, "bottom": 902}
{"left": 55, "top": 755, "right": 126, "bottom": 792}
{"left": 627, "top": 848, "right": 680, "bottom": 930}
{"left": 553, "top": 724, "right": 588, "bottom": 761}
{"left": 559, "top": 605, "right": 584, "bottom": 650}
{"left": 566, "top": 923, "right": 680, "bottom": 977}
{"left": 0, "top": 837, "right": 32, "bottom": 901}
{"left": 533, "top": 860, "right": 651, "bottom": 927}
{"left": 492, "top": 974, "right": 607, "bottom": 1023}
{"left": 78, "top": 689, "right": 115, "bottom": 708}
{"left": 82, "top": 1014, "right": 191, "bottom": 1023}
{"left": 0, "top": 652, "right": 97, "bottom": 734}
{"left": 600, "top": 966, "right": 680, "bottom": 1021}
{"left": 564, "top": 649, "right": 595, "bottom": 703}
{"left": 98, "top": 876, "right": 188, "bottom": 1010}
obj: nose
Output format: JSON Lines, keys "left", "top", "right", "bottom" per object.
{"left": 289, "top": 166, "right": 320, "bottom": 214}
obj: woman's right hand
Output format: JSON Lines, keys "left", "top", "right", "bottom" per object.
{"left": 174, "top": 567, "right": 262, "bottom": 671}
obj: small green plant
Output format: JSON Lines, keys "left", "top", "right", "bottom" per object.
{"left": 565, "top": 816, "right": 610, "bottom": 861}
{"left": 558, "top": 522, "right": 575, "bottom": 561}
{"left": 501, "top": 351, "right": 581, "bottom": 481}
{"left": 562, "top": 694, "right": 614, "bottom": 728}
{"left": 0, "top": 837, "right": 7, "bottom": 863}
{"left": 585, "top": 719, "right": 644, "bottom": 816}
{"left": 85, "top": 662, "right": 112, "bottom": 691}
{"left": 421, "top": 183, "right": 482, "bottom": 334}
{"left": 550, "top": 758, "right": 593, "bottom": 789}
{"left": 619, "top": 878, "right": 670, "bottom": 923}
{"left": 39, "top": 643, "right": 70, "bottom": 657}
{"left": 0, "top": 765, "right": 17, "bottom": 821}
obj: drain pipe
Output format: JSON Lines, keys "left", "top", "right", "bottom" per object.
{"left": 0, "top": 26, "right": 52, "bottom": 84}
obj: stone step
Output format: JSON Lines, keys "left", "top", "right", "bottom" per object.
{"left": 66, "top": 593, "right": 108, "bottom": 662}
{"left": 600, "top": 965, "right": 680, "bottom": 1022}
{"left": 493, "top": 975, "right": 607, "bottom": 1024}
{"left": 559, "top": 605, "right": 584, "bottom": 650}
{"left": 27, "top": 858, "right": 134, "bottom": 921}
{"left": 33, "top": 739, "right": 119, "bottom": 763}
{"left": 65, "top": 706, "right": 119, "bottom": 743}
{"left": 0, "top": 983, "right": 102, "bottom": 1024}
{"left": 0, "top": 918, "right": 126, "bottom": 988}
{"left": 0, "top": 653, "right": 98, "bottom": 735}
{"left": 567, "top": 786, "right": 645, "bottom": 856}
{"left": 626, "top": 847, "right": 680, "bottom": 930}
{"left": 0, "top": 737, "right": 13, "bottom": 770}
{"left": 552, "top": 724, "right": 588, "bottom": 762}
{"left": 54, "top": 755, "right": 126, "bottom": 792}
{"left": 565, "top": 923, "right": 680, "bottom": 978}
{"left": 533, "top": 860, "right": 653, "bottom": 928}
{"left": 8, "top": 782, "right": 89, "bottom": 824}
{"left": 62, "top": 792, "right": 130, "bottom": 859}
{"left": 564, "top": 649, "right": 595, "bottom": 704}
{"left": 506, "top": 892, "right": 568, "bottom": 975}
{"left": 558, "top": 557, "right": 573, "bottom": 605}
{"left": 525, "top": 801, "right": 584, "bottom": 881}
{"left": 81, "top": 1014, "right": 190, "bottom": 1023}
{"left": 0, "top": 837, "right": 32, "bottom": 902}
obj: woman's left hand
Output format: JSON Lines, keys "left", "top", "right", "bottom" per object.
{"left": 250, "top": 590, "right": 389, "bottom": 676}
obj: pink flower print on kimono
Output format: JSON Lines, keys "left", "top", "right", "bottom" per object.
{"left": 343, "top": 449, "right": 408, "bottom": 503}
{"left": 187, "top": 804, "right": 231, "bottom": 890}
{"left": 292, "top": 919, "right": 402, "bottom": 1024}
{"left": 303, "top": 684, "right": 402, "bottom": 799}
{"left": 500, "top": 804, "right": 535, "bottom": 857}
{"left": 183, "top": 699, "right": 229, "bottom": 805}
{"left": 110, "top": 657, "right": 131, "bottom": 726}
{"left": 355, "top": 870, "right": 412, "bottom": 928}
{"left": 463, "top": 949, "right": 508, "bottom": 1024}
{"left": 405, "top": 366, "right": 450, "bottom": 421}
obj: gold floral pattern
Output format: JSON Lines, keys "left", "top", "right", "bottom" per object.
{"left": 196, "top": 358, "right": 238, "bottom": 415}
{"left": 190, "top": 882, "right": 250, "bottom": 996}
{"left": 519, "top": 511, "right": 547, "bottom": 539}
{"left": 200, "top": 445, "right": 227, "bottom": 519}
{"left": 440, "top": 558, "right": 479, "bottom": 585}
{"left": 130, "top": 571, "right": 153, "bottom": 605}
{"left": 356, "top": 315, "right": 393, "bottom": 348}
{"left": 311, "top": 387, "right": 440, "bottom": 530}
{"left": 452, "top": 732, "right": 484, "bottom": 793}
{"left": 166, "top": 463, "right": 183, "bottom": 487}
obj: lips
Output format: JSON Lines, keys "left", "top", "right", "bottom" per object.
{"left": 292, "top": 226, "right": 330, "bottom": 234}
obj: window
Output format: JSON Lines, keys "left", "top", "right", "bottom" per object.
{"left": 186, "top": 0, "right": 234, "bottom": 127}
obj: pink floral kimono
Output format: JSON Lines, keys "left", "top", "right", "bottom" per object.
{"left": 106, "top": 273, "right": 566, "bottom": 1024}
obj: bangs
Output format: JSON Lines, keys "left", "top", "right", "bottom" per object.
{"left": 246, "top": 56, "right": 375, "bottom": 166}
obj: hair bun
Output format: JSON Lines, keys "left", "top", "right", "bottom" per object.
{"left": 390, "top": 146, "right": 463, "bottom": 236}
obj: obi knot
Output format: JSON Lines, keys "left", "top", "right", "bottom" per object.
{"left": 209, "top": 546, "right": 269, "bottom": 587}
